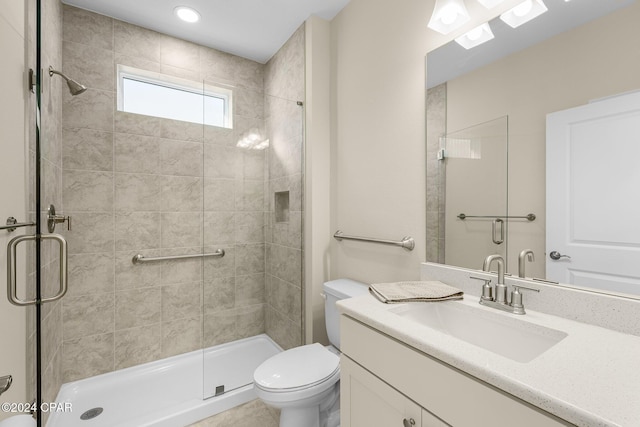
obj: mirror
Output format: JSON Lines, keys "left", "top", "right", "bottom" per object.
{"left": 426, "top": 0, "right": 640, "bottom": 297}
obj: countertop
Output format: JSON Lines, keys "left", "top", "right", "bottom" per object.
{"left": 337, "top": 293, "right": 640, "bottom": 427}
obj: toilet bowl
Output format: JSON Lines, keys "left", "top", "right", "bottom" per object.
{"left": 253, "top": 279, "right": 369, "bottom": 427}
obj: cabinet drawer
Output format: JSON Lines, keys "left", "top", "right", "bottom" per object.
{"left": 340, "top": 315, "right": 573, "bottom": 427}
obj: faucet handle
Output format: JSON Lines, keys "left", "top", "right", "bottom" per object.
{"left": 470, "top": 276, "right": 493, "bottom": 301}
{"left": 510, "top": 284, "right": 540, "bottom": 314}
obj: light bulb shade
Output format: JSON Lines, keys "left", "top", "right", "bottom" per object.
{"left": 477, "top": 0, "right": 505, "bottom": 8}
{"left": 428, "top": 0, "right": 471, "bottom": 35}
{"left": 454, "top": 23, "right": 495, "bottom": 49}
{"left": 500, "top": 0, "right": 548, "bottom": 28}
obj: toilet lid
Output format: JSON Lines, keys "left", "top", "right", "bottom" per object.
{"left": 254, "top": 343, "right": 339, "bottom": 391}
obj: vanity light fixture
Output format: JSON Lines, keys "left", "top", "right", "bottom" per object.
{"left": 454, "top": 22, "right": 495, "bottom": 49}
{"left": 500, "top": 0, "right": 548, "bottom": 28}
{"left": 174, "top": 6, "right": 200, "bottom": 23}
{"left": 428, "top": 0, "right": 470, "bottom": 35}
{"left": 477, "top": 0, "right": 505, "bottom": 9}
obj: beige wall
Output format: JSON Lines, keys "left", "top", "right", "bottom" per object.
{"left": 0, "top": 0, "right": 27, "bottom": 419}
{"left": 329, "top": 0, "right": 432, "bottom": 285}
{"left": 326, "top": 0, "right": 525, "bottom": 287}
{"left": 445, "top": 2, "right": 640, "bottom": 277}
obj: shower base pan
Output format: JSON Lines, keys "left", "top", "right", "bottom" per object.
{"left": 47, "top": 334, "right": 282, "bottom": 427}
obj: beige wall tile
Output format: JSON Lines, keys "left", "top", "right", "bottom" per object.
{"left": 115, "top": 173, "right": 161, "bottom": 212}
{"left": 161, "top": 247, "right": 203, "bottom": 285}
{"left": 63, "top": 89, "right": 114, "bottom": 132}
{"left": 162, "top": 317, "right": 202, "bottom": 358}
{"left": 235, "top": 87, "right": 264, "bottom": 119}
{"left": 204, "top": 179, "right": 235, "bottom": 211}
{"left": 63, "top": 128, "right": 113, "bottom": 171}
{"left": 236, "top": 304, "right": 265, "bottom": 339}
{"left": 236, "top": 274, "right": 265, "bottom": 307}
{"left": 67, "top": 252, "right": 115, "bottom": 297}
{"left": 235, "top": 212, "right": 265, "bottom": 244}
{"left": 63, "top": 40, "right": 114, "bottom": 91}
{"left": 204, "top": 145, "right": 237, "bottom": 179}
{"left": 62, "top": 333, "right": 114, "bottom": 382}
{"left": 161, "top": 213, "right": 203, "bottom": 248}
{"left": 114, "top": 324, "right": 161, "bottom": 370}
{"left": 115, "top": 212, "right": 161, "bottom": 251}
{"left": 235, "top": 180, "right": 264, "bottom": 212}
{"left": 266, "top": 244, "right": 301, "bottom": 287}
{"left": 160, "top": 117, "right": 204, "bottom": 142}
{"left": 162, "top": 282, "right": 202, "bottom": 321}
{"left": 204, "top": 212, "right": 235, "bottom": 245}
{"left": 62, "top": 293, "right": 114, "bottom": 340}
{"left": 236, "top": 244, "right": 265, "bottom": 276}
{"left": 160, "top": 139, "right": 203, "bottom": 176}
{"left": 63, "top": 5, "right": 113, "bottom": 50}
{"left": 161, "top": 176, "right": 203, "bottom": 212}
{"left": 204, "top": 245, "right": 235, "bottom": 279}
{"left": 114, "top": 133, "right": 160, "bottom": 174}
{"left": 115, "top": 288, "right": 161, "bottom": 330}
{"left": 65, "top": 212, "right": 114, "bottom": 254}
{"left": 114, "top": 20, "right": 162, "bottom": 63}
{"left": 63, "top": 170, "right": 113, "bottom": 212}
{"left": 115, "top": 111, "right": 161, "bottom": 137}
{"left": 266, "top": 275, "right": 301, "bottom": 322}
{"left": 203, "top": 311, "right": 236, "bottom": 347}
{"left": 161, "top": 37, "right": 200, "bottom": 72}
{"left": 115, "top": 249, "right": 162, "bottom": 291}
{"left": 203, "top": 277, "right": 235, "bottom": 314}
{"left": 265, "top": 306, "right": 300, "bottom": 351}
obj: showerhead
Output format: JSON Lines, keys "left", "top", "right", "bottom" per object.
{"left": 49, "top": 66, "right": 87, "bottom": 96}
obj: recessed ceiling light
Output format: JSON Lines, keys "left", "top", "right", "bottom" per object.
{"left": 174, "top": 6, "right": 200, "bottom": 23}
{"left": 500, "top": 0, "right": 548, "bottom": 28}
{"left": 455, "top": 22, "right": 495, "bottom": 49}
{"left": 428, "top": 0, "right": 470, "bottom": 35}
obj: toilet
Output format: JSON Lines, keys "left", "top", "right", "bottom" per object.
{"left": 253, "top": 279, "right": 368, "bottom": 427}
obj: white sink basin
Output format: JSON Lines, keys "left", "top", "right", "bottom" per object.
{"left": 389, "top": 301, "right": 567, "bottom": 363}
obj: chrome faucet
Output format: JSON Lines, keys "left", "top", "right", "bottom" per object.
{"left": 518, "top": 249, "right": 535, "bottom": 278}
{"left": 482, "top": 254, "right": 507, "bottom": 304}
{"left": 477, "top": 254, "right": 540, "bottom": 315}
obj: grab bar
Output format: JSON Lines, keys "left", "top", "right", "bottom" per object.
{"left": 132, "top": 249, "right": 225, "bottom": 265}
{"left": 457, "top": 213, "right": 536, "bottom": 221}
{"left": 1, "top": 217, "right": 36, "bottom": 233}
{"left": 333, "top": 230, "right": 415, "bottom": 251}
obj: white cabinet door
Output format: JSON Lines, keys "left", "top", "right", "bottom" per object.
{"left": 341, "top": 356, "right": 427, "bottom": 427}
{"left": 546, "top": 91, "right": 640, "bottom": 295}
{"left": 340, "top": 354, "right": 451, "bottom": 427}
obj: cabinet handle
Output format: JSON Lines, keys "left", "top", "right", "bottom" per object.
{"left": 403, "top": 418, "right": 416, "bottom": 427}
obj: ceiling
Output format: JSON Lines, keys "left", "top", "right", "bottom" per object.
{"left": 427, "top": 0, "right": 635, "bottom": 88}
{"left": 61, "top": 0, "right": 351, "bottom": 63}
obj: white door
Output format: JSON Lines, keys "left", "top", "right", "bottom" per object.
{"left": 546, "top": 91, "right": 640, "bottom": 296}
{"left": 0, "top": 1, "right": 28, "bottom": 417}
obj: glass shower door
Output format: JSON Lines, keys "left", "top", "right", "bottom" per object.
{"left": 202, "top": 88, "right": 305, "bottom": 399}
{"left": 443, "top": 116, "right": 509, "bottom": 269}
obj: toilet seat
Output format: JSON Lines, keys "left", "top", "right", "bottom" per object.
{"left": 254, "top": 343, "right": 340, "bottom": 394}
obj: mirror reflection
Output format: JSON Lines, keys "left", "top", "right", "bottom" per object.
{"left": 426, "top": 0, "right": 640, "bottom": 297}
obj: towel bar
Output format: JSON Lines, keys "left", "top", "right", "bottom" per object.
{"left": 132, "top": 249, "right": 225, "bottom": 265}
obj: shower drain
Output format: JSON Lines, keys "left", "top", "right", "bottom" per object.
{"left": 80, "top": 407, "right": 103, "bottom": 420}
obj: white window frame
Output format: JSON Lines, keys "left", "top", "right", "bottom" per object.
{"left": 116, "top": 64, "right": 233, "bottom": 129}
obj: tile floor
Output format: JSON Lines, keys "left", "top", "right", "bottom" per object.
{"left": 188, "top": 399, "right": 280, "bottom": 427}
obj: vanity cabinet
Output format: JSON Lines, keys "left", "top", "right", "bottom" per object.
{"left": 340, "top": 315, "right": 573, "bottom": 427}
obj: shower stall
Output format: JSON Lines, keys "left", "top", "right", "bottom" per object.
{"left": 3, "top": 1, "right": 305, "bottom": 426}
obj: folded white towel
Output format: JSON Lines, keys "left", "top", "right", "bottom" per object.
{"left": 369, "top": 281, "right": 463, "bottom": 304}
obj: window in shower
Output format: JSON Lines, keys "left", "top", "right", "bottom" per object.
{"left": 117, "top": 64, "right": 233, "bottom": 128}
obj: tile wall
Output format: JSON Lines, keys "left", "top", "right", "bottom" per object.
{"left": 426, "top": 83, "right": 446, "bottom": 264}
{"left": 58, "top": 4, "right": 278, "bottom": 382}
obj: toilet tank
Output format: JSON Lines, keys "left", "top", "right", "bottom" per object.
{"left": 323, "top": 279, "right": 369, "bottom": 350}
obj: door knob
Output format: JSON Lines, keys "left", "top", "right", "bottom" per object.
{"left": 403, "top": 418, "right": 416, "bottom": 427}
{"left": 549, "top": 251, "right": 571, "bottom": 260}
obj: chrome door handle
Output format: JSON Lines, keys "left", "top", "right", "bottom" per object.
{"left": 549, "top": 251, "right": 571, "bottom": 261}
{"left": 7, "top": 233, "right": 68, "bottom": 306}
{"left": 492, "top": 218, "right": 504, "bottom": 245}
